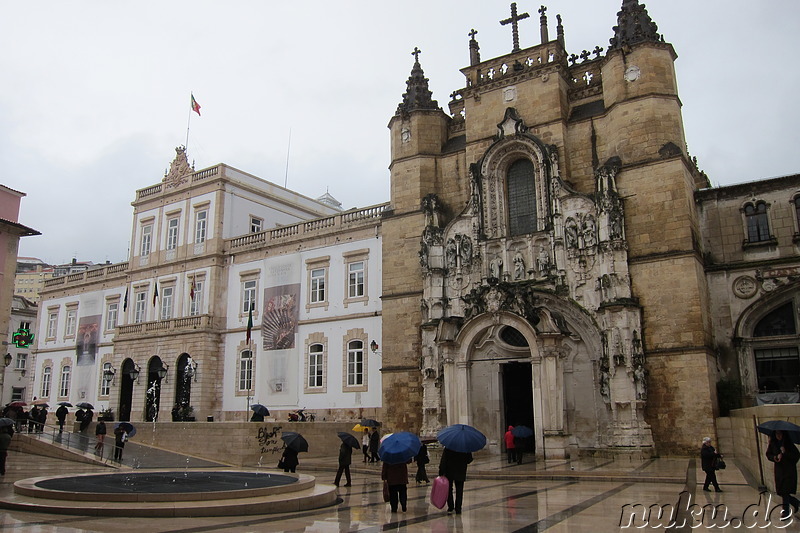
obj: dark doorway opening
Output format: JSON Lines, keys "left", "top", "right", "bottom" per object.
{"left": 502, "top": 361, "right": 534, "bottom": 453}
{"left": 119, "top": 359, "right": 135, "bottom": 422}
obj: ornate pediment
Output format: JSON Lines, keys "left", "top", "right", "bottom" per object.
{"left": 462, "top": 281, "right": 569, "bottom": 335}
{"left": 162, "top": 146, "right": 195, "bottom": 189}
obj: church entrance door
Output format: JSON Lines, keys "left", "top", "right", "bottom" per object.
{"left": 502, "top": 361, "right": 535, "bottom": 454}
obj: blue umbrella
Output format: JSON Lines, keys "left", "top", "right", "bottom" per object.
{"left": 250, "top": 404, "right": 270, "bottom": 416}
{"left": 511, "top": 425, "right": 533, "bottom": 438}
{"left": 437, "top": 424, "right": 486, "bottom": 453}
{"left": 379, "top": 431, "right": 422, "bottom": 464}
{"left": 757, "top": 420, "right": 800, "bottom": 444}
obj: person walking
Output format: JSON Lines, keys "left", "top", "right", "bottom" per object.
{"left": 28, "top": 406, "right": 39, "bottom": 433}
{"left": 439, "top": 446, "right": 473, "bottom": 515}
{"left": 280, "top": 446, "right": 299, "bottom": 473}
{"left": 80, "top": 408, "right": 93, "bottom": 433}
{"left": 766, "top": 430, "right": 800, "bottom": 517}
{"left": 381, "top": 459, "right": 410, "bottom": 513}
{"left": 94, "top": 420, "right": 107, "bottom": 456}
{"left": 37, "top": 406, "right": 48, "bottom": 433}
{"left": 113, "top": 425, "right": 127, "bottom": 462}
{"left": 362, "top": 429, "right": 370, "bottom": 463}
{"left": 0, "top": 426, "right": 13, "bottom": 476}
{"left": 504, "top": 426, "right": 516, "bottom": 464}
{"left": 55, "top": 404, "right": 68, "bottom": 433}
{"left": 414, "top": 442, "right": 430, "bottom": 483}
{"left": 369, "top": 428, "right": 380, "bottom": 464}
{"left": 700, "top": 437, "right": 723, "bottom": 492}
{"left": 334, "top": 441, "right": 353, "bottom": 486}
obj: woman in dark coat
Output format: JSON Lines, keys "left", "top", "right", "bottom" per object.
{"left": 281, "top": 446, "right": 299, "bottom": 473}
{"left": 414, "top": 442, "right": 430, "bottom": 483}
{"left": 381, "top": 460, "right": 410, "bottom": 513}
{"left": 438, "top": 447, "right": 473, "bottom": 514}
{"left": 700, "top": 437, "right": 722, "bottom": 492}
{"left": 368, "top": 429, "right": 380, "bottom": 463}
{"left": 766, "top": 430, "right": 800, "bottom": 516}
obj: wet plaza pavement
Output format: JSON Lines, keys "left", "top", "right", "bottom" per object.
{"left": 0, "top": 440, "right": 798, "bottom": 532}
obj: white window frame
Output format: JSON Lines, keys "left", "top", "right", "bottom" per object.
{"left": 347, "top": 340, "right": 364, "bottom": 387}
{"left": 47, "top": 311, "right": 58, "bottom": 339}
{"left": 65, "top": 308, "right": 78, "bottom": 338}
{"left": 195, "top": 209, "right": 208, "bottom": 244}
{"left": 134, "top": 291, "right": 147, "bottom": 323}
{"left": 238, "top": 349, "right": 253, "bottom": 392}
{"left": 250, "top": 216, "right": 263, "bottom": 233}
{"left": 348, "top": 261, "right": 365, "bottom": 298}
{"left": 160, "top": 286, "right": 174, "bottom": 320}
{"left": 242, "top": 279, "right": 257, "bottom": 315}
{"left": 15, "top": 352, "right": 27, "bottom": 370}
{"left": 310, "top": 268, "right": 326, "bottom": 303}
{"left": 189, "top": 279, "right": 204, "bottom": 316}
{"left": 100, "top": 362, "right": 112, "bottom": 396}
{"left": 308, "top": 343, "right": 324, "bottom": 388}
{"left": 140, "top": 223, "right": 153, "bottom": 256}
{"left": 166, "top": 217, "right": 179, "bottom": 250}
{"left": 59, "top": 365, "right": 71, "bottom": 398}
{"left": 106, "top": 301, "right": 119, "bottom": 331}
{"left": 41, "top": 366, "right": 52, "bottom": 397}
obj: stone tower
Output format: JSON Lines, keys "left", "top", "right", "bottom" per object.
{"left": 382, "top": 1, "right": 713, "bottom": 455}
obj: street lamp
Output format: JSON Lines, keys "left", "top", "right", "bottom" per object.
{"left": 3, "top": 353, "right": 12, "bottom": 367}
{"left": 126, "top": 364, "right": 141, "bottom": 384}
{"left": 102, "top": 368, "right": 116, "bottom": 385}
{"left": 370, "top": 340, "right": 381, "bottom": 356}
{"left": 157, "top": 364, "right": 169, "bottom": 382}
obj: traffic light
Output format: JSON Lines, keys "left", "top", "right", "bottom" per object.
{"left": 12, "top": 327, "right": 34, "bottom": 348}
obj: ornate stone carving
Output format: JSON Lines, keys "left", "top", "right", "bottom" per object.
{"left": 513, "top": 251, "right": 525, "bottom": 280}
{"left": 732, "top": 275, "right": 758, "bottom": 299}
{"left": 162, "top": 146, "right": 194, "bottom": 189}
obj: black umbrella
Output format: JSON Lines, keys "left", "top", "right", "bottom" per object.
{"left": 281, "top": 431, "right": 309, "bottom": 452}
{"left": 757, "top": 420, "right": 800, "bottom": 444}
{"left": 360, "top": 418, "right": 381, "bottom": 428}
{"left": 511, "top": 425, "right": 533, "bottom": 438}
{"left": 337, "top": 432, "right": 360, "bottom": 450}
{"left": 76, "top": 402, "right": 94, "bottom": 410}
{"left": 57, "top": 402, "right": 73, "bottom": 407}
{"left": 0, "top": 418, "right": 13, "bottom": 428}
{"left": 114, "top": 422, "right": 136, "bottom": 438}
{"left": 250, "top": 404, "right": 270, "bottom": 416}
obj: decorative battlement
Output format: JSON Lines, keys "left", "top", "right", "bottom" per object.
{"left": 459, "top": 42, "right": 564, "bottom": 96}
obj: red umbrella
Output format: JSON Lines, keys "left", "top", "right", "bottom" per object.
{"left": 8, "top": 401, "right": 27, "bottom": 408}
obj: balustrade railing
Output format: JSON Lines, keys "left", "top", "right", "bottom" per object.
{"left": 116, "top": 314, "right": 210, "bottom": 336}
{"left": 43, "top": 262, "right": 129, "bottom": 289}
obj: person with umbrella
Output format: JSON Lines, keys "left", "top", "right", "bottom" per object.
{"left": 334, "top": 433, "right": 358, "bottom": 487}
{"left": 250, "top": 404, "right": 269, "bottom": 422}
{"left": 766, "top": 429, "right": 800, "bottom": 517}
{"left": 700, "top": 437, "right": 723, "bottom": 492}
{"left": 55, "top": 403, "right": 69, "bottom": 433}
{"left": 279, "top": 432, "right": 307, "bottom": 473}
{"left": 437, "top": 424, "right": 485, "bottom": 515}
{"left": 113, "top": 422, "right": 132, "bottom": 462}
{"left": 414, "top": 440, "right": 431, "bottom": 484}
{"left": 379, "top": 433, "right": 420, "bottom": 513}
{"left": 369, "top": 427, "right": 381, "bottom": 464}
{"left": 79, "top": 406, "right": 93, "bottom": 433}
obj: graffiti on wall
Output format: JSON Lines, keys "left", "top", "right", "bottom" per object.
{"left": 256, "top": 425, "right": 284, "bottom": 454}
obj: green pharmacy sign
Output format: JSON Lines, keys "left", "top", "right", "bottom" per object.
{"left": 12, "top": 327, "right": 34, "bottom": 348}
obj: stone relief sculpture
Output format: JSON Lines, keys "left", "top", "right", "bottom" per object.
{"left": 634, "top": 364, "right": 647, "bottom": 400}
{"left": 582, "top": 216, "right": 597, "bottom": 247}
{"left": 489, "top": 256, "right": 503, "bottom": 279}
{"left": 446, "top": 239, "right": 458, "bottom": 270}
{"left": 565, "top": 218, "right": 579, "bottom": 249}
{"left": 537, "top": 247, "right": 550, "bottom": 276}
{"left": 457, "top": 234, "right": 473, "bottom": 268}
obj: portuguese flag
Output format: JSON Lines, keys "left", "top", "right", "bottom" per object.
{"left": 191, "top": 93, "right": 201, "bottom": 116}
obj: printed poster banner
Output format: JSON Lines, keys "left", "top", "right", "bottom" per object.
{"left": 261, "top": 284, "right": 300, "bottom": 351}
{"left": 76, "top": 314, "right": 101, "bottom": 366}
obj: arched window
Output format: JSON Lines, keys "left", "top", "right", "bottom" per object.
{"left": 41, "top": 366, "right": 52, "bottom": 398}
{"left": 100, "top": 362, "right": 113, "bottom": 396}
{"left": 59, "top": 365, "right": 71, "bottom": 397}
{"left": 308, "top": 344, "right": 324, "bottom": 388}
{"left": 238, "top": 350, "right": 253, "bottom": 392}
{"left": 506, "top": 159, "right": 537, "bottom": 236}
{"left": 347, "top": 340, "right": 364, "bottom": 386}
{"left": 753, "top": 302, "right": 800, "bottom": 392}
{"left": 744, "top": 201, "right": 771, "bottom": 243}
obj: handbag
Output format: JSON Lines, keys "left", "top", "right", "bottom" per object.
{"left": 715, "top": 458, "right": 726, "bottom": 470}
{"left": 278, "top": 458, "right": 286, "bottom": 469}
{"left": 382, "top": 480, "right": 390, "bottom": 502}
{"left": 430, "top": 475, "right": 449, "bottom": 509}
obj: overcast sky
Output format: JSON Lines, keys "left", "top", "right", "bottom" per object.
{"left": 5, "top": 1, "right": 799, "bottom": 265}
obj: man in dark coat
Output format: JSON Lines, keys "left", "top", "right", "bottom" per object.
{"left": 79, "top": 409, "right": 93, "bottom": 433}
{"left": 381, "top": 459, "right": 410, "bottom": 513}
{"left": 55, "top": 405, "right": 68, "bottom": 432}
{"left": 368, "top": 428, "right": 380, "bottom": 463}
{"left": 280, "top": 446, "right": 299, "bottom": 473}
{"left": 767, "top": 430, "right": 800, "bottom": 517}
{"left": 700, "top": 437, "right": 723, "bottom": 492}
{"left": 334, "top": 441, "right": 352, "bottom": 486}
{"left": 438, "top": 447, "right": 473, "bottom": 514}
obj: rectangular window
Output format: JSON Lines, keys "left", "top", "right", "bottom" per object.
{"left": 134, "top": 292, "right": 147, "bottom": 323}
{"left": 41, "top": 367, "right": 52, "bottom": 397}
{"left": 166, "top": 217, "right": 179, "bottom": 250}
{"left": 242, "top": 280, "right": 257, "bottom": 314}
{"left": 239, "top": 350, "right": 253, "bottom": 391}
{"left": 308, "top": 344, "right": 324, "bottom": 388}
{"left": 160, "top": 286, "right": 174, "bottom": 320}
{"left": 47, "top": 312, "right": 58, "bottom": 338}
{"left": 348, "top": 261, "right": 365, "bottom": 298}
{"left": 195, "top": 210, "right": 208, "bottom": 244}
{"left": 755, "top": 347, "right": 800, "bottom": 392}
{"left": 190, "top": 280, "right": 204, "bottom": 316}
{"left": 347, "top": 340, "right": 364, "bottom": 386}
{"left": 20, "top": 321, "right": 31, "bottom": 330}
{"left": 100, "top": 363, "right": 112, "bottom": 396}
{"left": 59, "top": 366, "right": 71, "bottom": 397}
{"left": 11, "top": 387, "right": 24, "bottom": 402}
{"left": 15, "top": 353, "right": 27, "bottom": 370}
{"left": 65, "top": 309, "right": 77, "bottom": 337}
{"left": 140, "top": 224, "right": 153, "bottom": 256}
{"left": 250, "top": 216, "right": 263, "bottom": 233}
{"left": 310, "top": 268, "right": 326, "bottom": 303}
{"left": 106, "top": 302, "right": 119, "bottom": 330}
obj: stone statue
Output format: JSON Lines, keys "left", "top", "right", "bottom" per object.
{"left": 634, "top": 364, "right": 647, "bottom": 400}
{"left": 446, "top": 239, "right": 457, "bottom": 270}
{"left": 582, "top": 216, "right": 597, "bottom": 247}
{"left": 513, "top": 251, "right": 525, "bottom": 280}
{"left": 600, "top": 370, "right": 611, "bottom": 403}
{"left": 537, "top": 247, "right": 550, "bottom": 275}
{"left": 459, "top": 235, "right": 473, "bottom": 267}
{"left": 490, "top": 256, "right": 503, "bottom": 279}
{"left": 565, "top": 218, "right": 578, "bottom": 249}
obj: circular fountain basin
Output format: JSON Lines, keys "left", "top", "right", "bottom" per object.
{"left": 15, "top": 470, "right": 307, "bottom": 502}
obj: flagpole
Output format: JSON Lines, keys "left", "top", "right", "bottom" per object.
{"left": 186, "top": 96, "right": 192, "bottom": 150}
{"left": 284, "top": 128, "right": 292, "bottom": 188}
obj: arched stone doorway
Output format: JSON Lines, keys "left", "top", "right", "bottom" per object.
{"left": 118, "top": 358, "right": 136, "bottom": 422}
{"left": 173, "top": 353, "right": 195, "bottom": 420}
{"left": 145, "top": 356, "right": 166, "bottom": 422}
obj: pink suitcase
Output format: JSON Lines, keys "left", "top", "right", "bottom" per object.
{"left": 430, "top": 475, "right": 449, "bottom": 509}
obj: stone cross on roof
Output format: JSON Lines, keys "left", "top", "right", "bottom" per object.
{"left": 500, "top": 2, "right": 530, "bottom": 52}
{"left": 412, "top": 47, "right": 421, "bottom": 62}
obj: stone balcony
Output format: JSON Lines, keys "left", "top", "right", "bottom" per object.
{"left": 115, "top": 314, "right": 215, "bottom": 339}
